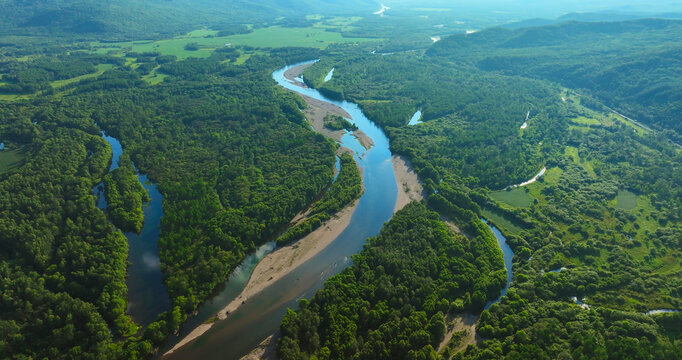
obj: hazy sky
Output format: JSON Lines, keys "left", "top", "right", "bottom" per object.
{"left": 383, "top": 0, "right": 682, "bottom": 17}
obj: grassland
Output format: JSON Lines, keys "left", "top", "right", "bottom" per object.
{"left": 0, "top": 147, "right": 27, "bottom": 174}
{"left": 566, "top": 91, "right": 651, "bottom": 136}
{"left": 481, "top": 208, "right": 524, "bottom": 234}
{"left": 309, "top": 16, "right": 363, "bottom": 32}
{"left": 0, "top": 93, "right": 32, "bottom": 101}
{"left": 570, "top": 115, "right": 600, "bottom": 126}
{"left": 564, "top": 146, "right": 596, "bottom": 177}
{"left": 92, "top": 26, "right": 378, "bottom": 59}
{"left": 142, "top": 70, "right": 168, "bottom": 85}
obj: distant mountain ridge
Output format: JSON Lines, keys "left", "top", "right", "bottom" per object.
{"left": 0, "top": 0, "right": 378, "bottom": 39}
{"left": 502, "top": 10, "right": 682, "bottom": 29}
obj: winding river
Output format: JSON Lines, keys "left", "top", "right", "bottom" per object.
{"left": 161, "top": 61, "right": 515, "bottom": 359}
{"left": 93, "top": 132, "right": 170, "bottom": 326}
{"left": 162, "top": 61, "right": 398, "bottom": 359}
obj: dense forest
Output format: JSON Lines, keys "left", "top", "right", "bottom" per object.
{"left": 103, "top": 154, "right": 150, "bottom": 233}
{"left": 303, "top": 53, "right": 562, "bottom": 190}
{"left": 0, "top": 112, "right": 136, "bottom": 357}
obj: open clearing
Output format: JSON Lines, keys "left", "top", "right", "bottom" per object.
{"left": 615, "top": 189, "right": 638, "bottom": 211}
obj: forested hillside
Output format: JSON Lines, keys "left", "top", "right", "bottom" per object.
{"left": 0, "top": 0, "right": 376, "bottom": 38}
{"left": 429, "top": 19, "right": 682, "bottom": 140}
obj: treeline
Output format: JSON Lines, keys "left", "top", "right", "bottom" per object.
{"left": 277, "top": 153, "right": 363, "bottom": 246}
{"left": 429, "top": 19, "right": 682, "bottom": 139}
{"left": 103, "top": 153, "right": 150, "bottom": 233}
{"left": 277, "top": 202, "right": 505, "bottom": 360}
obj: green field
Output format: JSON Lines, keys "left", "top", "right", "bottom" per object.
{"left": 566, "top": 93, "right": 651, "bottom": 136}
{"left": 310, "top": 16, "right": 363, "bottom": 32}
{"left": 92, "top": 26, "right": 378, "bottom": 59}
{"left": 142, "top": 71, "right": 168, "bottom": 85}
{"left": 615, "top": 189, "right": 639, "bottom": 211}
{"left": 490, "top": 187, "right": 534, "bottom": 207}
{"left": 525, "top": 167, "right": 562, "bottom": 202}
{"left": 0, "top": 147, "right": 27, "bottom": 174}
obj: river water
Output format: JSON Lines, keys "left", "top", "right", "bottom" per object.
{"left": 93, "top": 132, "right": 170, "bottom": 326}
{"left": 408, "top": 110, "right": 423, "bottom": 125}
{"left": 482, "top": 219, "right": 514, "bottom": 310}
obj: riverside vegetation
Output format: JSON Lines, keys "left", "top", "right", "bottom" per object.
{"left": 103, "top": 153, "right": 150, "bottom": 233}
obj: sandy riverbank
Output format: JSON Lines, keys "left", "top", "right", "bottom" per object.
{"left": 392, "top": 154, "right": 424, "bottom": 213}
{"left": 241, "top": 332, "right": 278, "bottom": 360}
{"left": 283, "top": 64, "right": 310, "bottom": 88}
{"left": 216, "top": 193, "right": 361, "bottom": 321}
{"left": 352, "top": 129, "right": 374, "bottom": 150}
{"left": 285, "top": 63, "right": 373, "bottom": 151}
